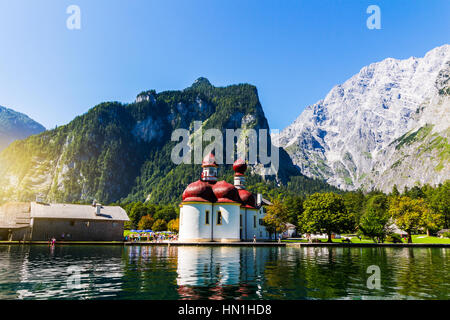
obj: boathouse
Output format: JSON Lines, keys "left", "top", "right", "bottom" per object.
{"left": 0, "top": 202, "right": 129, "bottom": 241}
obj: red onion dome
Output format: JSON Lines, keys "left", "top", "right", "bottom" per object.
{"left": 238, "top": 189, "right": 257, "bottom": 208}
{"left": 212, "top": 180, "right": 241, "bottom": 203}
{"left": 233, "top": 159, "right": 247, "bottom": 176}
{"left": 202, "top": 153, "right": 218, "bottom": 167}
{"left": 182, "top": 180, "right": 217, "bottom": 203}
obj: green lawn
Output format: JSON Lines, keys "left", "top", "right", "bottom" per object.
{"left": 410, "top": 235, "right": 450, "bottom": 244}
{"left": 283, "top": 235, "right": 450, "bottom": 244}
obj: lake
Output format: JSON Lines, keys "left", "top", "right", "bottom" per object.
{"left": 0, "top": 245, "right": 448, "bottom": 300}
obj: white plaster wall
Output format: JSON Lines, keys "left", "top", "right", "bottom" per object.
{"left": 240, "top": 207, "right": 272, "bottom": 241}
{"left": 179, "top": 203, "right": 213, "bottom": 241}
{"left": 179, "top": 203, "right": 268, "bottom": 242}
{"left": 212, "top": 204, "right": 240, "bottom": 242}
{"left": 258, "top": 207, "right": 273, "bottom": 240}
{"left": 239, "top": 208, "right": 245, "bottom": 240}
{"left": 244, "top": 208, "right": 258, "bottom": 241}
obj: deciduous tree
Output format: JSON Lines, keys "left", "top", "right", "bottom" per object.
{"left": 138, "top": 215, "right": 155, "bottom": 230}
{"left": 262, "top": 198, "right": 289, "bottom": 239}
{"left": 168, "top": 218, "right": 179, "bottom": 233}
{"left": 300, "top": 192, "right": 351, "bottom": 242}
{"left": 389, "top": 196, "right": 429, "bottom": 243}
{"left": 152, "top": 219, "right": 168, "bottom": 232}
{"left": 358, "top": 194, "right": 390, "bottom": 243}
{"left": 427, "top": 181, "right": 449, "bottom": 229}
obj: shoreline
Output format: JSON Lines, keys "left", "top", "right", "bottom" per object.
{"left": 0, "top": 241, "right": 449, "bottom": 248}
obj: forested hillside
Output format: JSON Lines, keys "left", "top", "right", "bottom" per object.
{"left": 0, "top": 78, "right": 337, "bottom": 205}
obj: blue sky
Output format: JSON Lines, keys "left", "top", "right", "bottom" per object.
{"left": 0, "top": 0, "right": 449, "bottom": 130}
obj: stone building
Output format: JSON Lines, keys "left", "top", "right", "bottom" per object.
{"left": 0, "top": 202, "right": 129, "bottom": 241}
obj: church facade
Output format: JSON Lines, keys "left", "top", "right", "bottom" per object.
{"left": 179, "top": 154, "right": 273, "bottom": 242}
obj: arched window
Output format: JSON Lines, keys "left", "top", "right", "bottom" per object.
{"left": 205, "top": 210, "right": 210, "bottom": 225}
{"left": 216, "top": 211, "right": 222, "bottom": 225}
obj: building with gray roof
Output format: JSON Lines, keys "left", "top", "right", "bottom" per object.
{"left": 0, "top": 202, "right": 129, "bottom": 241}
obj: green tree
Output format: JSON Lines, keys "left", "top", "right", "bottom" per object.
{"left": 284, "top": 195, "right": 304, "bottom": 227}
{"left": 406, "top": 185, "right": 425, "bottom": 199}
{"left": 154, "top": 205, "right": 178, "bottom": 222}
{"left": 389, "top": 196, "right": 429, "bottom": 243}
{"left": 391, "top": 185, "right": 400, "bottom": 197}
{"left": 300, "top": 192, "right": 351, "bottom": 242}
{"left": 124, "top": 220, "right": 133, "bottom": 230}
{"left": 152, "top": 219, "right": 168, "bottom": 232}
{"left": 262, "top": 198, "right": 289, "bottom": 239}
{"left": 128, "top": 202, "right": 148, "bottom": 228}
{"left": 168, "top": 218, "right": 179, "bottom": 233}
{"left": 421, "top": 209, "right": 442, "bottom": 236}
{"left": 358, "top": 194, "right": 390, "bottom": 243}
{"left": 138, "top": 215, "right": 155, "bottom": 230}
{"left": 343, "top": 190, "right": 366, "bottom": 230}
{"left": 144, "top": 202, "right": 157, "bottom": 216}
{"left": 427, "top": 181, "right": 450, "bottom": 229}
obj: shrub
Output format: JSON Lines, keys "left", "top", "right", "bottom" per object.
{"left": 168, "top": 218, "right": 179, "bottom": 233}
{"left": 152, "top": 219, "right": 167, "bottom": 232}
{"left": 124, "top": 220, "right": 134, "bottom": 230}
{"left": 138, "top": 215, "right": 155, "bottom": 230}
{"left": 386, "top": 233, "right": 403, "bottom": 243}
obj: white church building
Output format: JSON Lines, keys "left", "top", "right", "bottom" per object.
{"left": 179, "top": 154, "right": 274, "bottom": 242}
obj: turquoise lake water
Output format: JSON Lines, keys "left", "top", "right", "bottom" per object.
{"left": 0, "top": 245, "right": 448, "bottom": 300}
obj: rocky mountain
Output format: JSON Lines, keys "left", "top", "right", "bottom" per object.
{"left": 274, "top": 44, "right": 450, "bottom": 192}
{"left": 0, "top": 106, "right": 45, "bottom": 151}
{"left": 0, "top": 78, "right": 335, "bottom": 204}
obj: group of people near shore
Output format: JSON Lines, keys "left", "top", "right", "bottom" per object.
{"left": 125, "top": 232, "right": 178, "bottom": 243}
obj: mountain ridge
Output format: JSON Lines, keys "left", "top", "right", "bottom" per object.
{"left": 274, "top": 44, "right": 450, "bottom": 192}
{"left": 0, "top": 78, "right": 336, "bottom": 204}
{"left": 0, "top": 105, "right": 46, "bottom": 151}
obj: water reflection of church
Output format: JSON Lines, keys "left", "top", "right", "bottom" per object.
{"left": 176, "top": 246, "right": 274, "bottom": 299}
{"left": 179, "top": 154, "right": 273, "bottom": 242}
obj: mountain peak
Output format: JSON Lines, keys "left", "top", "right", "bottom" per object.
{"left": 0, "top": 105, "right": 46, "bottom": 151}
{"left": 190, "top": 77, "right": 213, "bottom": 89}
{"left": 276, "top": 44, "right": 450, "bottom": 193}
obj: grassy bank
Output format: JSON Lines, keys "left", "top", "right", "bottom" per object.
{"left": 283, "top": 235, "right": 450, "bottom": 244}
